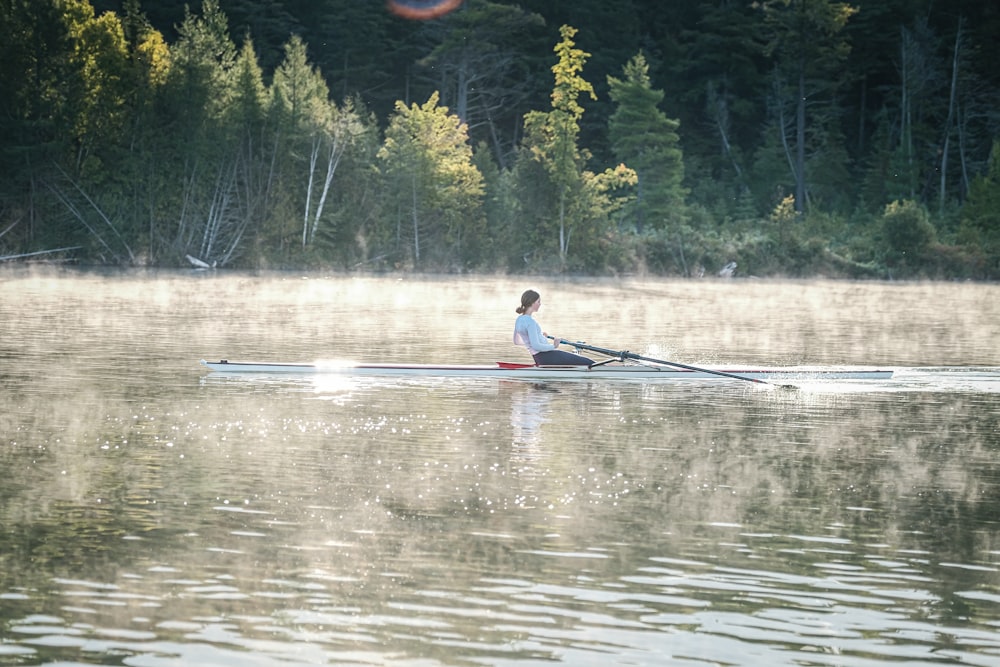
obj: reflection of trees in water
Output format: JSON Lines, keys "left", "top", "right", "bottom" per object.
{"left": 609, "top": 389, "right": 1000, "bottom": 624}
{"left": 1, "top": 413, "right": 177, "bottom": 575}
{"left": 1, "top": 376, "right": 998, "bottom": 661}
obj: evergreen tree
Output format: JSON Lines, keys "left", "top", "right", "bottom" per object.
{"left": 159, "top": 0, "right": 242, "bottom": 266}
{"left": 607, "top": 52, "right": 685, "bottom": 234}
{"left": 271, "top": 35, "right": 330, "bottom": 250}
{"left": 271, "top": 35, "right": 328, "bottom": 133}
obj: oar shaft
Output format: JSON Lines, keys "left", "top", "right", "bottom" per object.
{"left": 551, "top": 337, "right": 771, "bottom": 385}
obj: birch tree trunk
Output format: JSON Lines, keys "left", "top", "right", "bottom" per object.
{"left": 302, "top": 136, "right": 319, "bottom": 247}
{"left": 308, "top": 129, "right": 348, "bottom": 245}
{"left": 558, "top": 191, "right": 567, "bottom": 264}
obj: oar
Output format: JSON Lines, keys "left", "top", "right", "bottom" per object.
{"left": 548, "top": 336, "right": 796, "bottom": 389}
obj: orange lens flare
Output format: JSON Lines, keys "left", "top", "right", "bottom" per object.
{"left": 387, "top": 0, "right": 464, "bottom": 20}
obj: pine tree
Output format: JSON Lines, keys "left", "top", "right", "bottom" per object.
{"left": 607, "top": 52, "right": 685, "bottom": 234}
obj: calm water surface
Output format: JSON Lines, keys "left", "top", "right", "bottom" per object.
{"left": 1, "top": 268, "right": 999, "bottom": 666}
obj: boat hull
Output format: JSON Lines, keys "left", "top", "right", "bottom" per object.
{"left": 199, "top": 359, "right": 893, "bottom": 381}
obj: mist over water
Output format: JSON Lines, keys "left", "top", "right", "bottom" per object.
{"left": 1, "top": 268, "right": 998, "bottom": 666}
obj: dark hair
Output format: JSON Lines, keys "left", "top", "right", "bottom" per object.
{"left": 516, "top": 289, "right": 539, "bottom": 314}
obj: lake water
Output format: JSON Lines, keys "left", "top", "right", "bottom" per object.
{"left": 1, "top": 268, "right": 999, "bottom": 666}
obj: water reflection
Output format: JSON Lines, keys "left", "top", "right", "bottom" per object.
{"left": 3, "top": 384, "right": 1000, "bottom": 665}
{"left": 506, "top": 380, "right": 555, "bottom": 447}
{"left": 1, "top": 269, "right": 999, "bottom": 666}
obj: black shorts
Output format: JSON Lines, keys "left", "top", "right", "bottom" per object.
{"left": 532, "top": 350, "right": 593, "bottom": 366}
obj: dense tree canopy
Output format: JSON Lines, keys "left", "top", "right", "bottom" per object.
{"left": 2, "top": 0, "right": 999, "bottom": 278}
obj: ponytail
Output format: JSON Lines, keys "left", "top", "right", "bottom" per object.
{"left": 517, "top": 289, "right": 540, "bottom": 314}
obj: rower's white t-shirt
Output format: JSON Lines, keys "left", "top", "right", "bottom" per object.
{"left": 513, "top": 314, "right": 556, "bottom": 355}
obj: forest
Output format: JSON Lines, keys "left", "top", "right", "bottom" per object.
{"left": 1, "top": 0, "right": 999, "bottom": 278}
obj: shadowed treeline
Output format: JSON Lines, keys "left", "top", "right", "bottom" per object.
{"left": 2, "top": 1, "right": 1000, "bottom": 277}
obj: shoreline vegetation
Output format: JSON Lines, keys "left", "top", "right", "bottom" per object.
{"left": 1, "top": 1, "right": 999, "bottom": 280}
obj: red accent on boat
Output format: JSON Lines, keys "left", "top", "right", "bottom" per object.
{"left": 495, "top": 361, "right": 535, "bottom": 369}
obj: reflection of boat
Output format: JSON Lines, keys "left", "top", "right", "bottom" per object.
{"left": 200, "top": 359, "right": 893, "bottom": 381}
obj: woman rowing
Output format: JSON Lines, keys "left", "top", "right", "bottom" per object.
{"left": 513, "top": 289, "right": 593, "bottom": 366}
